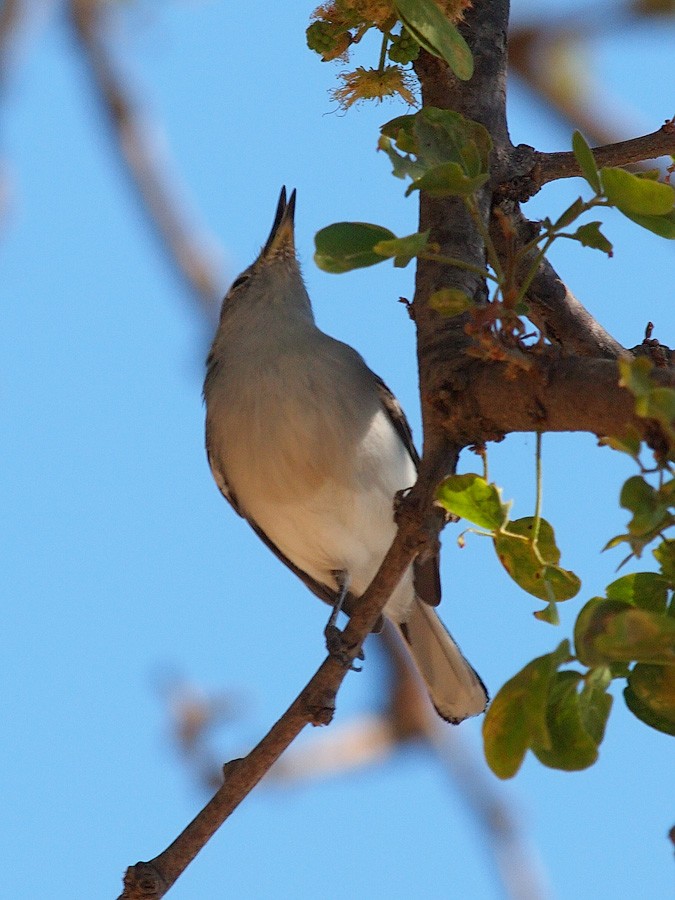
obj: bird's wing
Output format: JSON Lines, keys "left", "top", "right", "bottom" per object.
{"left": 374, "top": 376, "right": 442, "bottom": 608}
{"left": 374, "top": 375, "right": 420, "bottom": 467}
{"left": 205, "top": 439, "right": 383, "bottom": 630}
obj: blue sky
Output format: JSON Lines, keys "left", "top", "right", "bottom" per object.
{"left": 2, "top": 2, "right": 673, "bottom": 898}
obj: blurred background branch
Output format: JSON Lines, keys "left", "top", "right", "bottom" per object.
{"left": 68, "top": 0, "right": 224, "bottom": 323}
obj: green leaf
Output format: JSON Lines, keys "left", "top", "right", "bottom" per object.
{"left": 654, "top": 539, "right": 675, "bottom": 580}
{"left": 624, "top": 664, "right": 675, "bottom": 735}
{"left": 377, "top": 134, "right": 426, "bottom": 181}
{"left": 620, "top": 208, "right": 675, "bottom": 239}
{"left": 436, "top": 473, "right": 510, "bottom": 531}
{"left": 531, "top": 671, "right": 602, "bottom": 771}
{"left": 598, "top": 431, "right": 642, "bottom": 458}
{"left": 407, "top": 162, "right": 488, "bottom": 197}
{"left": 494, "top": 517, "right": 581, "bottom": 602}
{"left": 393, "top": 0, "right": 473, "bottom": 81}
{"left": 414, "top": 107, "right": 492, "bottom": 174}
{"left": 574, "top": 598, "right": 605, "bottom": 667}
{"left": 572, "top": 131, "right": 601, "bottom": 193}
{"left": 380, "top": 115, "right": 418, "bottom": 153}
{"left": 483, "top": 640, "right": 572, "bottom": 779}
{"left": 579, "top": 678, "right": 614, "bottom": 745}
{"left": 554, "top": 196, "right": 586, "bottom": 229}
{"left": 428, "top": 287, "right": 473, "bottom": 317}
{"left": 601, "top": 166, "right": 675, "bottom": 215}
{"left": 533, "top": 600, "right": 561, "bottom": 625}
{"left": 314, "top": 222, "right": 396, "bottom": 273}
{"left": 597, "top": 607, "right": 675, "bottom": 664}
{"left": 643, "top": 387, "right": 675, "bottom": 434}
{"left": 379, "top": 109, "right": 492, "bottom": 195}
{"left": 374, "top": 230, "right": 430, "bottom": 267}
{"left": 575, "top": 598, "right": 675, "bottom": 666}
{"left": 571, "top": 221, "right": 613, "bottom": 256}
{"left": 620, "top": 475, "right": 670, "bottom": 536}
{"left": 606, "top": 572, "right": 671, "bottom": 613}
{"left": 602, "top": 533, "right": 631, "bottom": 553}
{"left": 618, "top": 356, "right": 654, "bottom": 398}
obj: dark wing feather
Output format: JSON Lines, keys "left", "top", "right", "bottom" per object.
{"left": 374, "top": 377, "right": 442, "bottom": 608}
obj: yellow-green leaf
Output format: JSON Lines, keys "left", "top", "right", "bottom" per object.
{"left": 407, "top": 162, "right": 488, "bottom": 197}
{"left": 483, "top": 640, "right": 572, "bottom": 779}
{"left": 436, "top": 473, "right": 510, "bottom": 531}
{"left": 374, "top": 230, "right": 430, "bottom": 267}
{"left": 620, "top": 208, "right": 675, "bottom": 239}
{"left": 606, "top": 572, "right": 671, "bottom": 613}
{"left": 428, "top": 287, "right": 473, "bottom": 317}
{"left": 654, "top": 539, "right": 675, "bottom": 581}
{"left": 575, "top": 598, "right": 675, "bottom": 666}
{"left": 618, "top": 356, "right": 654, "bottom": 398}
{"left": 620, "top": 475, "right": 671, "bottom": 537}
{"left": 532, "top": 671, "right": 602, "bottom": 771}
{"left": 494, "top": 517, "right": 581, "bottom": 602}
{"left": 572, "top": 131, "right": 601, "bottom": 193}
{"left": 601, "top": 166, "right": 675, "bottom": 215}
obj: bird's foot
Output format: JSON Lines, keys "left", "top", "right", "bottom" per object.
{"left": 324, "top": 623, "right": 364, "bottom": 671}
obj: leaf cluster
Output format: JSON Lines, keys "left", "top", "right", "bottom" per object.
{"left": 433, "top": 360, "right": 675, "bottom": 776}
{"left": 436, "top": 452, "right": 674, "bottom": 776}
{"left": 315, "top": 127, "right": 675, "bottom": 359}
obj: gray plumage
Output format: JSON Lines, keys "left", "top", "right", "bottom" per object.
{"left": 203, "top": 187, "right": 487, "bottom": 723}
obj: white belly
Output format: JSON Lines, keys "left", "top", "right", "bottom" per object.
{"left": 228, "top": 404, "right": 418, "bottom": 623}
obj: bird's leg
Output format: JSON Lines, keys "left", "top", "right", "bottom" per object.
{"left": 324, "top": 569, "right": 364, "bottom": 670}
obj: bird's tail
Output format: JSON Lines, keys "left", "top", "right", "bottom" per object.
{"left": 397, "top": 598, "right": 488, "bottom": 724}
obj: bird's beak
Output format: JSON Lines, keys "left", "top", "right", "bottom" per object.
{"left": 262, "top": 186, "right": 296, "bottom": 258}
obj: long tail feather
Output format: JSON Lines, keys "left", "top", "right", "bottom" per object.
{"left": 398, "top": 599, "right": 488, "bottom": 724}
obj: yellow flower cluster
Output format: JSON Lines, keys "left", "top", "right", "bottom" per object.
{"left": 331, "top": 66, "right": 418, "bottom": 110}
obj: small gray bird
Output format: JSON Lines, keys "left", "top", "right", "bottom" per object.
{"left": 203, "top": 187, "right": 487, "bottom": 723}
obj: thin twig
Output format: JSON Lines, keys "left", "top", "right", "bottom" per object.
{"left": 67, "top": 0, "right": 224, "bottom": 322}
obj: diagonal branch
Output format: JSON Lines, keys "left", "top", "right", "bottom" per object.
{"left": 118, "top": 452, "right": 444, "bottom": 899}
{"left": 491, "top": 203, "right": 626, "bottom": 359}
{"left": 68, "top": 0, "right": 224, "bottom": 322}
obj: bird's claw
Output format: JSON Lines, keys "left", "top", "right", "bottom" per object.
{"left": 324, "top": 623, "right": 364, "bottom": 671}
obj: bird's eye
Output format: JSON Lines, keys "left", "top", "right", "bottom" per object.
{"left": 230, "top": 273, "right": 250, "bottom": 291}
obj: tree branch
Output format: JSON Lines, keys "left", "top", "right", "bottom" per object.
{"left": 68, "top": 0, "right": 224, "bottom": 322}
{"left": 412, "top": 0, "right": 511, "bottom": 466}
{"left": 118, "top": 460, "right": 442, "bottom": 899}
{"left": 524, "top": 257, "right": 626, "bottom": 358}
{"left": 431, "top": 352, "right": 675, "bottom": 446}
{"left": 532, "top": 119, "right": 675, "bottom": 191}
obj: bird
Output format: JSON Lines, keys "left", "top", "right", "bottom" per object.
{"left": 203, "top": 187, "right": 488, "bottom": 723}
